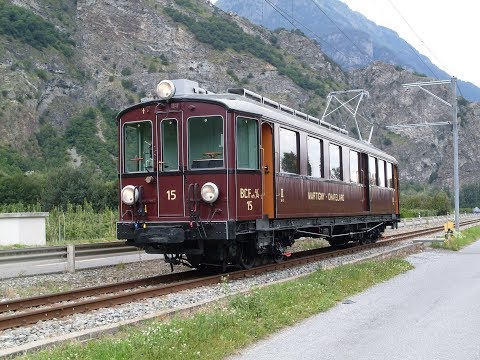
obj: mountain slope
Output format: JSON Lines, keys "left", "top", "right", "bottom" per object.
{"left": 0, "top": 0, "right": 478, "bottom": 192}
{"left": 215, "top": 0, "right": 480, "bottom": 101}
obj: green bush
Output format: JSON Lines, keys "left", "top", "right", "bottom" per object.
{"left": 226, "top": 68, "right": 239, "bottom": 82}
{"left": 159, "top": 54, "right": 169, "bottom": 65}
{"left": 35, "top": 123, "right": 68, "bottom": 167}
{"left": 148, "top": 62, "right": 157, "bottom": 73}
{"left": 38, "top": 164, "right": 116, "bottom": 211}
{"left": 400, "top": 182, "right": 452, "bottom": 217}
{"left": 65, "top": 106, "right": 117, "bottom": 177}
{"left": 0, "top": 0, "right": 74, "bottom": 57}
{"left": 121, "top": 79, "right": 137, "bottom": 92}
{"left": 0, "top": 173, "right": 43, "bottom": 205}
{"left": 35, "top": 68, "right": 49, "bottom": 81}
{"left": 121, "top": 67, "right": 132, "bottom": 76}
{"left": 0, "top": 146, "right": 36, "bottom": 175}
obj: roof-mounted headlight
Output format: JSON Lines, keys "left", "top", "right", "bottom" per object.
{"left": 156, "top": 80, "right": 175, "bottom": 100}
{"left": 121, "top": 185, "right": 139, "bottom": 206}
{"left": 201, "top": 182, "right": 219, "bottom": 204}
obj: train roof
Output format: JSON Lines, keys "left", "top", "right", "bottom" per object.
{"left": 117, "top": 79, "right": 397, "bottom": 164}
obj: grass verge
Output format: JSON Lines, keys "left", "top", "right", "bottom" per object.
{"left": 21, "top": 258, "right": 412, "bottom": 360}
{"left": 431, "top": 225, "right": 480, "bottom": 251}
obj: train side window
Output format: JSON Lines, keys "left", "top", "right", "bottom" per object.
{"left": 378, "top": 159, "right": 386, "bottom": 187}
{"left": 188, "top": 116, "right": 224, "bottom": 169}
{"left": 369, "top": 156, "right": 377, "bottom": 185}
{"left": 161, "top": 119, "right": 178, "bottom": 171}
{"left": 237, "top": 117, "right": 259, "bottom": 169}
{"left": 123, "top": 121, "right": 153, "bottom": 173}
{"left": 279, "top": 128, "right": 299, "bottom": 174}
{"left": 349, "top": 150, "right": 359, "bottom": 183}
{"left": 307, "top": 136, "right": 323, "bottom": 177}
{"left": 329, "top": 144, "right": 342, "bottom": 180}
{"left": 387, "top": 162, "right": 394, "bottom": 188}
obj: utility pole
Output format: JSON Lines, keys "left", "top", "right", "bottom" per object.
{"left": 451, "top": 77, "right": 460, "bottom": 231}
{"left": 387, "top": 77, "right": 460, "bottom": 231}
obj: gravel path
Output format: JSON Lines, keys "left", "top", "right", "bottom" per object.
{"left": 0, "top": 239, "right": 422, "bottom": 352}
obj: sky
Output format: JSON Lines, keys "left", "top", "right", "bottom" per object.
{"left": 211, "top": 0, "right": 480, "bottom": 88}
{"left": 338, "top": 0, "right": 480, "bottom": 87}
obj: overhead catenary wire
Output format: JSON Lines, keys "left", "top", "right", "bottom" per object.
{"left": 385, "top": 0, "right": 440, "bottom": 80}
{"left": 308, "top": 0, "right": 372, "bottom": 62}
{"left": 262, "top": 0, "right": 353, "bottom": 62}
{"left": 384, "top": 0, "right": 468, "bottom": 104}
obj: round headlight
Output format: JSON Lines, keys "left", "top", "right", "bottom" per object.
{"left": 201, "top": 182, "right": 219, "bottom": 203}
{"left": 156, "top": 80, "right": 175, "bottom": 100}
{"left": 121, "top": 185, "right": 139, "bottom": 206}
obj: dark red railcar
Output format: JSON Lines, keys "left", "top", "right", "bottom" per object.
{"left": 116, "top": 79, "right": 399, "bottom": 269}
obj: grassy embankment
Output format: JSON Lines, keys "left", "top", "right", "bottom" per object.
{"left": 22, "top": 258, "right": 412, "bottom": 360}
{"left": 432, "top": 225, "right": 480, "bottom": 251}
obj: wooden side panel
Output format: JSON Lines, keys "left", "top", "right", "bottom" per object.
{"left": 275, "top": 175, "right": 365, "bottom": 218}
{"left": 262, "top": 123, "right": 275, "bottom": 218}
{"left": 369, "top": 187, "right": 395, "bottom": 213}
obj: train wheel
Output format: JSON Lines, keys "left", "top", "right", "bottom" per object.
{"left": 237, "top": 241, "right": 256, "bottom": 269}
{"left": 186, "top": 255, "right": 203, "bottom": 268}
{"left": 272, "top": 243, "right": 285, "bottom": 263}
{"left": 359, "top": 237, "right": 369, "bottom": 245}
{"left": 369, "top": 229, "right": 381, "bottom": 243}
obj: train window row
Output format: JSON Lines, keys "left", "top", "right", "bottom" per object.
{"left": 278, "top": 125, "right": 394, "bottom": 188}
{"left": 122, "top": 119, "right": 394, "bottom": 189}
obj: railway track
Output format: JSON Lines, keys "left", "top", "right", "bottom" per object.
{"left": 1, "top": 219, "right": 479, "bottom": 332}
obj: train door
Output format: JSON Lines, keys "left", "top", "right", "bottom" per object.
{"left": 361, "top": 153, "right": 370, "bottom": 212}
{"left": 261, "top": 122, "right": 275, "bottom": 218}
{"left": 394, "top": 164, "right": 400, "bottom": 214}
{"left": 156, "top": 112, "right": 184, "bottom": 217}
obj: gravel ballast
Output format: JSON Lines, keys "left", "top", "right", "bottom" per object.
{"left": 0, "top": 239, "right": 425, "bottom": 356}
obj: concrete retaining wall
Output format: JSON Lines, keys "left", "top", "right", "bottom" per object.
{"left": 0, "top": 213, "right": 49, "bottom": 246}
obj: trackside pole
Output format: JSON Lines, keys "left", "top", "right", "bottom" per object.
{"left": 67, "top": 244, "right": 75, "bottom": 273}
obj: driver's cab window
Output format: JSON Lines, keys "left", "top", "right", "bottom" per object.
{"left": 188, "top": 116, "right": 224, "bottom": 169}
{"left": 124, "top": 121, "right": 153, "bottom": 173}
{"left": 161, "top": 119, "right": 178, "bottom": 171}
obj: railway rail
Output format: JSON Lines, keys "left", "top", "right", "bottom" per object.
{"left": 1, "top": 218, "right": 479, "bottom": 332}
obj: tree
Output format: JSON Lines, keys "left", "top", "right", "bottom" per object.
{"left": 0, "top": 173, "right": 43, "bottom": 205}
{"left": 41, "top": 165, "right": 116, "bottom": 211}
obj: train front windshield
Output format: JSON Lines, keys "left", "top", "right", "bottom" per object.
{"left": 188, "top": 116, "right": 224, "bottom": 169}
